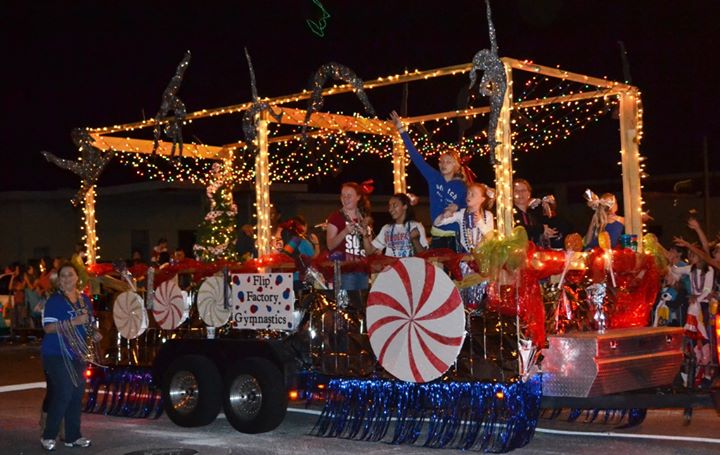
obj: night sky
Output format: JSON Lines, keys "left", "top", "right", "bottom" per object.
{"left": 3, "top": 1, "right": 718, "bottom": 194}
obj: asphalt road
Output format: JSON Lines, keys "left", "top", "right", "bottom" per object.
{"left": 1, "top": 343, "right": 719, "bottom": 455}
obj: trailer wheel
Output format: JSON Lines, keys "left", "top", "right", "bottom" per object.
{"left": 162, "top": 355, "right": 222, "bottom": 427}
{"left": 223, "top": 357, "right": 287, "bottom": 433}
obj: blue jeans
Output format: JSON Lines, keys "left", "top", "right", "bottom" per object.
{"left": 42, "top": 356, "right": 85, "bottom": 441}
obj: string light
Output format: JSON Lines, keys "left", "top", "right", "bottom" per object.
{"left": 82, "top": 186, "right": 99, "bottom": 264}
{"left": 193, "top": 161, "right": 239, "bottom": 262}
{"left": 79, "top": 58, "right": 642, "bottom": 260}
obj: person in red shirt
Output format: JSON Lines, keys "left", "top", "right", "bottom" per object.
{"left": 325, "top": 182, "right": 373, "bottom": 306}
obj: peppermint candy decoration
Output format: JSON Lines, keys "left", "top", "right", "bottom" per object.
{"left": 367, "top": 257, "right": 465, "bottom": 383}
{"left": 153, "top": 280, "right": 190, "bottom": 330}
{"left": 197, "top": 276, "right": 231, "bottom": 327}
{"left": 113, "top": 291, "right": 148, "bottom": 339}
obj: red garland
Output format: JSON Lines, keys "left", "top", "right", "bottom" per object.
{"left": 486, "top": 269, "right": 546, "bottom": 347}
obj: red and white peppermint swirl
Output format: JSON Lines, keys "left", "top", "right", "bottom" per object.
{"left": 197, "top": 276, "right": 231, "bottom": 327}
{"left": 113, "top": 291, "right": 148, "bottom": 339}
{"left": 152, "top": 280, "right": 190, "bottom": 330}
{"left": 367, "top": 257, "right": 465, "bottom": 383}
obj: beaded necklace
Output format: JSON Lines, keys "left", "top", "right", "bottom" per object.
{"left": 462, "top": 209, "right": 487, "bottom": 252}
{"left": 342, "top": 207, "right": 359, "bottom": 223}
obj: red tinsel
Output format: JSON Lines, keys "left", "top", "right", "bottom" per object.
{"left": 486, "top": 269, "right": 546, "bottom": 346}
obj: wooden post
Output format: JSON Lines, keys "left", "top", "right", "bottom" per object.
{"left": 618, "top": 88, "right": 643, "bottom": 250}
{"left": 83, "top": 186, "right": 97, "bottom": 265}
{"left": 392, "top": 135, "right": 407, "bottom": 195}
{"left": 494, "top": 63, "right": 514, "bottom": 238}
{"left": 254, "top": 112, "right": 271, "bottom": 257}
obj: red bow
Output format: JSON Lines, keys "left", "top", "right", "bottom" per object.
{"left": 360, "top": 179, "right": 375, "bottom": 195}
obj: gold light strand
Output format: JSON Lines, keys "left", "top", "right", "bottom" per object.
{"left": 255, "top": 113, "right": 271, "bottom": 257}
{"left": 494, "top": 64, "right": 515, "bottom": 237}
{"left": 83, "top": 186, "right": 98, "bottom": 265}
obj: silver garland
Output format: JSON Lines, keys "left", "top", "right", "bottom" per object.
{"left": 152, "top": 51, "right": 191, "bottom": 156}
{"left": 241, "top": 48, "right": 284, "bottom": 152}
{"left": 586, "top": 283, "right": 607, "bottom": 333}
{"left": 41, "top": 129, "right": 113, "bottom": 206}
{"left": 54, "top": 292, "right": 104, "bottom": 386}
{"left": 468, "top": 0, "right": 507, "bottom": 164}
{"left": 302, "top": 63, "right": 376, "bottom": 138}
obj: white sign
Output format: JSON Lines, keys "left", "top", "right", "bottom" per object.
{"left": 230, "top": 273, "right": 295, "bottom": 331}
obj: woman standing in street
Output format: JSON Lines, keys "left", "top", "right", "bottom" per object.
{"left": 40, "top": 263, "right": 99, "bottom": 451}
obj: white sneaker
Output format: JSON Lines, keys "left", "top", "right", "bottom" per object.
{"left": 64, "top": 437, "right": 91, "bottom": 448}
{"left": 40, "top": 438, "right": 56, "bottom": 451}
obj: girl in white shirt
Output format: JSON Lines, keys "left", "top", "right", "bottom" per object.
{"left": 433, "top": 183, "right": 495, "bottom": 254}
{"left": 433, "top": 183, "right": 495, "bottom": 308}
{"left": 364, "top": 193, "right": 428, "bottom": 257}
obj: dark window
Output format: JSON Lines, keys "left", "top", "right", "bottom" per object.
{"left": 131, "top": 230, "right": 149, "bottom": 262}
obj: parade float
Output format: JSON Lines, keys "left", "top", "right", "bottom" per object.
{"left": 44, "top": 2, "right": 719, "bottom": 452}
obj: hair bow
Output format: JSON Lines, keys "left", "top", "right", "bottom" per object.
{"left": 583, "top": 189, "right": 615, "bottom": 210}
{"left": 360, "top": 179, "right": 374, "bottom": 195}
{"left": 485, "top": 187, "right": 496, "bottom": 200}
{"left": 541, "top": 195, "right": 556, "bottom": 206}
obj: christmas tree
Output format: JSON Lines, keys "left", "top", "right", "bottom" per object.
{"left": 193, "top": 163, "right": 239, "bottom": 262}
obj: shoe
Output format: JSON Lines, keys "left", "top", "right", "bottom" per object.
{"left": 64, "top": 437, "right": 91, "bottom": 448}
{"left": 40, "top": 438, "right": 56, "bottom": 451}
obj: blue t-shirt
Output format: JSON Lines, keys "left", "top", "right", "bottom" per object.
{"left": 401, "top": 132, "right": 467, "bottom": 224}
{"left": 41, "top": 292, "right": 92, "bottom": 358}
{"left": 585, "top": 220, "right": 624, "bottom": 250}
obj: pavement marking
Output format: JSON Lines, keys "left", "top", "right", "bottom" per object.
{"left": 535, "top": 427, "right": 720, "bottom": 444}
{"left": 286, "top": 408, "right": 720, "bottom": 445}
{"left": 287, "top": 407, "right": 323, "bottom": 416}
{"left": 0, "top": 381, "right": 46, "bottom": 393}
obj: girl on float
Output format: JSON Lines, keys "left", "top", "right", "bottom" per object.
{"left": 390, "top": 111, "right": 469, "bottom": 252}
{"left": 280, "top": 215, "right": 320, "bottom": 293}
{"left": 325, "top": 181, "right": 373, "bottom": 308}
{"left": 583, "top": 190, "right": 624, "bottom": 250}
{"left": 434, "top": 183, "right": 495, "bottom": 306}
{"left": 363, "top": 193, "right": 429, "bottom": 257}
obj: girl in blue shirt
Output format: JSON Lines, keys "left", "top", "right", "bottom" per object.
{"left": 40, "top": 263, "right": 98, "bottom": 451}
{"left": 390, "top": 111, "right": 468, "bottom": 252}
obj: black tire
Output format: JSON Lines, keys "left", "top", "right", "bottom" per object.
{"left": 223, "top": 357, "right": 288, "bottom": 434}
{"left": 162, "top": 355, "right": 222, "bottom": 427}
